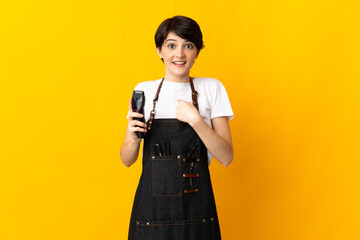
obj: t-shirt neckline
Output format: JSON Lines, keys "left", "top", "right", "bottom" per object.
{"left": 158, "top": 76, "right": 197, "bottom": 85}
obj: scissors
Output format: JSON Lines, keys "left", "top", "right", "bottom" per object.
{"left": 184, "top": 145, "right": 199, "bottom": 160}
{"left": 183, "top": 145, "right": 200, "bottom": 186}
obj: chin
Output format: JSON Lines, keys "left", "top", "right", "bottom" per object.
{"left": 173, "top": 72, "right": 190, "bottom": 77}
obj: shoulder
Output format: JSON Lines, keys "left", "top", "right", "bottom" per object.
{"left": 194, "top": 77, "right": 227, "bottom": 93}
{"left": 196, "top": 77, "right": 234, "bottom": 120}
{"left": 194, "top": 77, "right": 222, "bottom": 86}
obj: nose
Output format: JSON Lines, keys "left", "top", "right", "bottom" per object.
{"left": 175, "top": 47, "right": 185, "bottom": 59}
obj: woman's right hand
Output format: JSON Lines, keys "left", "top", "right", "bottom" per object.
{"left": 127, "top": 97, "right": 147, "bottom": 141}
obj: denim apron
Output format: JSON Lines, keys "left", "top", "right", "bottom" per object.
{"left": 128, "top": 78, "right": 221, "bottom": 240}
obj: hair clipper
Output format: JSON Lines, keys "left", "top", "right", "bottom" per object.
{"left": 132, "top": 90, "right": 146, "bottom": 139}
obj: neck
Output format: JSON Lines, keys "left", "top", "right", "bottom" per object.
{"left": 164, "top": 73, "right": 191, "bottom": 83}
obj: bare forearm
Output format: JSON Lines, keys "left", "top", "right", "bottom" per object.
{"left": 190, "top": 118, "right": 233, "bottom": 167}
{"left": 120, "top": 130, "right": 141, "bottom": 167}
{"left": 175, "top": 100, "right": 233, "bottom": 167}
{"left": 121, "top": 98, "right": 148, "bottom": 167}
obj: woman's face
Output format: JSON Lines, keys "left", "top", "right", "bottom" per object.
{"left": 156, "top": 32, "right": 199, "bottom": 80}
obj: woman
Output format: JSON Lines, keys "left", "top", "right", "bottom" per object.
{"left": 121, "top": 15, "right": 234, "bottom": 240}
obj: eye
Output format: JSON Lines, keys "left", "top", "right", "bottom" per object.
{"left": 167, "top": 44, "right": 175, "bottom": 49}
{"left": 185, "top": 44, "right": 194, "bottom": 49}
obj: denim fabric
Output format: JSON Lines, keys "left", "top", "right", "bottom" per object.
{"left": 128, "top": 119, "right": 221, "bottom": 240}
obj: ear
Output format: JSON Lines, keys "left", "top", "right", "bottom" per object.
{"left": 156, "top": 47, "right": 163, "bottom": 58}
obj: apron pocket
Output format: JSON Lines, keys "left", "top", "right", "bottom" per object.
{"left": 202, "top": 217, "right": 216, "bottom": 240}
{"left": 136, "top": 218, "right": 214, "bottom": 240}
{"left": 135, "top": 221, "right": 149, "bottom": 240}
{"left": 152, "top": 155, "right": 181, "bottom": 196}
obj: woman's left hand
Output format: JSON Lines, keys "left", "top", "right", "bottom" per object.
{"left": 176, "top": 99, "right": 233, "bottom": 167}
{"left": 176, "top": 99, "right": 202, "bottom": 126}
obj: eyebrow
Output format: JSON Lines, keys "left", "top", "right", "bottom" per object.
{"left": 165, "top": 39, "right": 191, "bottom": 43}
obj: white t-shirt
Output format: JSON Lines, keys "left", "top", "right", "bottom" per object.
{"left": 128, "top": 76, "right": 234, "bottom": 165}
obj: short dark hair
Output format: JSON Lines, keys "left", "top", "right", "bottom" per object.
{"left": 155, "top": 15, "right": 205, "bottom": 53}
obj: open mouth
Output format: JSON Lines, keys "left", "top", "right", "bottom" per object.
{"left": 173, "top": 61, "right": 186, "bottom": 66}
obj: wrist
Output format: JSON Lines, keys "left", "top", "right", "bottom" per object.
{"left": 132, "top": 138, "right": 142, "bottom": 143}
{"left": 129, "top": 135, "right": 142, "bottom": 144}
{"left": 189, "top": 113, "right": 204, "bottom": 128}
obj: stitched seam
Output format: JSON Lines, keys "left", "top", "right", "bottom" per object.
{"left": 137, "top": 222, "right": 203, "bottom": 227}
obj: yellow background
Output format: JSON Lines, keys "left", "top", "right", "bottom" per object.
{"left": 1, "top": 0, "right": 359, "bottom": 239}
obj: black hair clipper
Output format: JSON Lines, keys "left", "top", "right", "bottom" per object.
{"left": 132, "top": 90, "right": 145, "bottom": 139}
